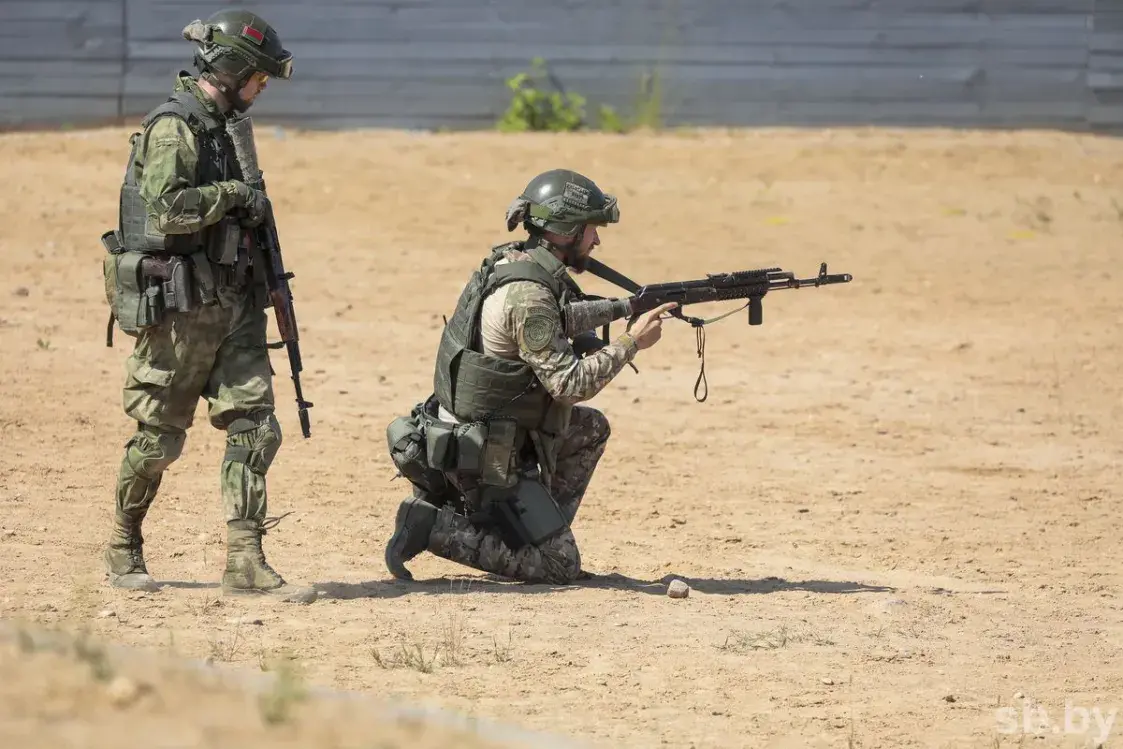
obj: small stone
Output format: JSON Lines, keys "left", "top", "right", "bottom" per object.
{"left": 821, "top": 678, "right": 834, "bottom": 685}
{"left": 106, "top": 676, "right": 142, "bottom": 707}
{"left": 2, "top": 530, "right": 15, "bottom": 538}
{"left": 667, "top": 579, "right": 690, "bottom": 599}
{"left": 13, "top": 287, "right": 28, "bottom": 297}
{"left": 98, "top": 609, "right": 116, "bottom": 619}
{"left": 943, "top": 694, "right": 956, "bottom": 703}
{"left": 874, "top": 598, "right": 909, "bottom": 614}
{"left": 1014, "top": 691, "right": 1024, "bottom": 700}
{"left": 225, "top": 616, "right": 263, "bottom": 626}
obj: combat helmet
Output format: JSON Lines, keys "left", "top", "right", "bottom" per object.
{"left": 182, "top": 9, "right": 292, "bottom": 108}
{"left": 505, "top": 169, "right": 620, "bottom": 239}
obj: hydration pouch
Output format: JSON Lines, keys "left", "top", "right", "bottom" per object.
{"left": 484, "top": 478, "right": 569, "bottom": 549}
{"left": 207, "top": 216, "right": 241, "bottom": 265}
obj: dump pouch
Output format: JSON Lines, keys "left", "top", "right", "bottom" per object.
{"left": 110, "top": 251, "right": 162, "bottom": 334}
{"left": 482, "top": 477, "right": 569, "bottom": 549}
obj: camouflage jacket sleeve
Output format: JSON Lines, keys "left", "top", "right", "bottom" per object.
{"left": 506, "top": 281, "right": 638, "bottom": 405}
{"left": 138, "top": 116, "right": 243, "bottom": 235}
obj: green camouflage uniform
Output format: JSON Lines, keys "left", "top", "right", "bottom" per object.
{"left": 103, "top": 12, "right": 310, "bottom": 602}
{"left": 384, "top": 170, "right": 636, "bottom": 585}
{"left": 425, "top": 245, "right": 636, "bottom": 583}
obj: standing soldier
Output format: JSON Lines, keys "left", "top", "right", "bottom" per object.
{"left": 383, "top": 169, "right": 676, "bottom": 584}
{"left": 100, "top": 10, "right": 314, "bottom": 603}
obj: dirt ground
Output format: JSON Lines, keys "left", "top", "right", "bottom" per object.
{"left": 0, "top": 122, "right": 1120, "bottom": 749}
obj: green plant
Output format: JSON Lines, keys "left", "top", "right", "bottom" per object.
{"left": 497, "top": 57, "right": 586, "bottom": 132}
{"left": 496, "top": 56, "right": 667, "bottom": 134}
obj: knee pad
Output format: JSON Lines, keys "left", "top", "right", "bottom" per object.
{"left": 224, "top": 413, "right": 282, "bottom": 475}
{"left": 125, "top": 426, "right": 186, "bottom": 479}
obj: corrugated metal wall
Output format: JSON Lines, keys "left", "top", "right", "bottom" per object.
{"left": 2, "top": 0, "right": 1121, "bottom": 131}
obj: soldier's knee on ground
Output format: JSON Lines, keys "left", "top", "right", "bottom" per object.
{"left": 125, "top": 426, "right": 187, "bottom": 479}
{"left": 224, "top": 413, "right": 282, "bottom": 474}
{"left": 537, "top": 529, "right": 582, "bottom": 584}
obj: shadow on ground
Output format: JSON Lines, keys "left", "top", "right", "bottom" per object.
{"left": 312, "top": 572, "right": 898, "bottom": 600}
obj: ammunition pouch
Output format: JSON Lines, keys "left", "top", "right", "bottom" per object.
{"left": 480, "top": 476, "right": 569, "bottom": 549}
{"left": 206, "top": 216, "right": 241, "bottom": 266}
{"left": 418, "top": 414, "right": 522, "bottom": 490}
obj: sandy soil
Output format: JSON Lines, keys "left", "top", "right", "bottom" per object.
{"left": 0, "top": 123, "right": 1121, "bottom": 749}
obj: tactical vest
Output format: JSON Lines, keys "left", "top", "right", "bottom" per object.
{"left": 118, "top": 88, "right": 237, "bottom": 255}
{"left": 434, "top": 242, "right": 578, "bottom": 431}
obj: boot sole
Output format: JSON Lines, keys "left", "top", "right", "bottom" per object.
{"left": 106, "top": 575, "right": 161, "bottom": 593}
{"left": 221, "top": 584, "right": 317, "bottom": 604}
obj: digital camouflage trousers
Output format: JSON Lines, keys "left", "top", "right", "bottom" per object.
{"left": 427, "top": 405, "right": 611, "bottom": 584}
{"left": 112, "top": 284, "right": 281, "bottom": 532}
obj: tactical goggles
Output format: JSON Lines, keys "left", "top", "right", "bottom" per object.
{"left": 528, "top": 193, "right": 620, "bottom": 226}
{"left": 209, "top": 30, "right": 293, "bottom": 80}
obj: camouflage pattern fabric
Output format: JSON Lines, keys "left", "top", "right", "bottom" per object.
{"left": 135, "top": 74, "right": 247, "bottom": 236}
{"left": 115, "top": 283, "right": 278, "bottom": 525}
{"left": 493, "top": 277, "right": 637, "bottom": 406}
{"left": 427, "top": 406, "right": 612, "bottom": 584}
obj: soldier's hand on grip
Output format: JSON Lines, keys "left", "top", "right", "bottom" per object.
{"left": 230, "top": 180, "right": 269, "bottom": 228}
{"left": 627, "top": 302, "right": 678, "bottom": 350}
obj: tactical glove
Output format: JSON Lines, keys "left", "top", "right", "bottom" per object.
{"left": 226, "top": 180, "right": 270, "bottom": 228}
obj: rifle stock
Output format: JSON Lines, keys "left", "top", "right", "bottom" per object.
{"left": 226, "top": 115, "right": 314, "bottom": 438}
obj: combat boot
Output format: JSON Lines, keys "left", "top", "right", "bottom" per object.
{"left": 104, "top": 513, "right": 160, "bottom": 593}
{"left": 221, "top": 518, "right": 316, "bottom": 604}
{"left": 384, "top": 493, "right": 438, "bottom": 581}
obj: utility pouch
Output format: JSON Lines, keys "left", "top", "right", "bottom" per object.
{"left": 386, "top": 411, "right": 449, "bottom": 494}
{"left": 454, "top": 422, "right": 487, "bottom": 474}
{"left": 483, "top": 477, "right": 569, "bottom": 549}
{"left": 424, "top": 421, "right": 456, "bottom": 471}
{"left": 207, "top": 216, "right": 241, "bottom": 265}
{"left": 480, "top": 419, "right": 517, "bottom": 487}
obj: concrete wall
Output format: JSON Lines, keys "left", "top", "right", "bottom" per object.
{"left": 2, "top": 0, "right": 1122, "bottom": 131}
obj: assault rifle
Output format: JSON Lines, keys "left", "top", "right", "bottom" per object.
{"left": 227, "top": 114, "right": 314, "bottom": 438}
{"left": 581, "top": 257, "right": 853, "bottom": 401}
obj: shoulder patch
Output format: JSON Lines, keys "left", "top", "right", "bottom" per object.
{"left": 521, "top": 313, "right": 556, "bottom": 352}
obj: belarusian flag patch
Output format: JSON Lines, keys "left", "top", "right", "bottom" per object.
{"left": 241, "top": 25, "right": 264, "bottom": 45}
